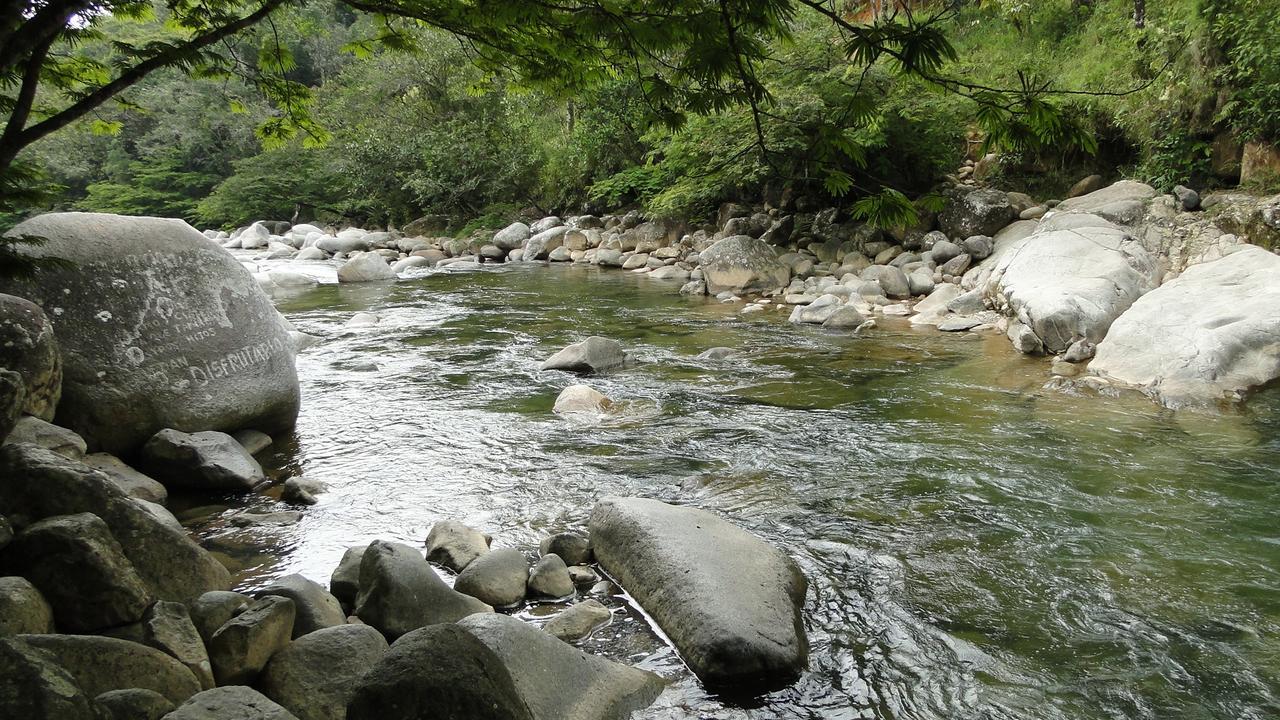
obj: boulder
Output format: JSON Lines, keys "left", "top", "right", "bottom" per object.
{"left": 543, "top": 599, "right": 611, "bottom": 642}
{"left": 698, "top": 236, "right": 790, "bottom": 295}
{"left": 140, "top": 428, "right": 264, "bottom": 491}
{"left": 232, "top": 428, "right": 272, "bottom": 454}
{"left": 493, "top": 222, "right": 532, "bottom": 251}
{"left": 3, "top": 513, "right": 152, "bottom": 632}
{"left": 876, "top": 266, "right": 911, "bottom": 299}
{"left": 95, "top": 688, "right": 174, "bottom": 720}
{"left": 0, "top": 637, "right": 98, "bottom": 720}
{"left": 163, "top": 687, "right": 299, "bottom": 720}
{"left": 328, "top": 545, "right": 367, "bottom": 610}
{"left": 208, "top": 596, "right": 296, "bottom": 686}
{"left": 527, "top": 554, "right": 574, "bottom": 599}
{"left": 354, "top": 540, "right": 491, "bottom": 640}
{"left": 552, "top": 385, "right": 611, "bottom": 414}
{"left": 424, "top": 521, "right": 490, "bottom": 573}
{"left": 821, "top": 305, "right": 867, "bottom": 329}
{"left": 539, "top": 336, "right": 627, "bottom": 374}
{"left": 259, "top": 624, "right": 389, "bottom": 720}
{"left": 188, "top": 590, "right": 251, "bottom": 644}
{"left": 524, "top": 227, "right": 569, "bottom": 260}
{"left": 316, "top": 231, "right": 372, "bottom": 255}
{"left": 0, "top": 293, "right": 61, "bottom": 419}
{"left": 1067, "top": 174, "right": 1105, "bottom": 197}
{"left": 454, "top": 548, "right": 530, "bottom": 608}
{"left": 336, "top": 252, "right": 396, "bottom": 283}
{"left": 589, "top": 497, "right": 808, "bottom": 689}
{"left": 254, "top": 574, "right": 346, "bottom": 639}
{"left": 939, "top": 189, "right": 1015, "bottom": 239}
{"left": 0, "top": 212, "right": 299, "bottom": 455}
{"left": 102, "top": 601, "right": 214, "bottom": 690}
{"left": 0, "top": 576, "right": 55, "bottom": 635}
{"left": 345, "top": 624, "right": 532, "bottom": 720}
{"left": 984, "top": 213, "right": 1158, "bottom": 353}
{"left": 1090, "top": 245, "right": 1280, "bottom": 406}
{"left": 1055, "top": 180, "right": 1157, "bottom": 226}
{"left": 459, "top": 613, "right": 664, "bottom": 720}
{"left": 622, "top": 221, "right": 667, "bottom": 253}
{"left": 281, "top": 476, "right": 326, "bottom": 505}
{"left": 20, "top": 633, "right": 201, "bottom": 705}
{"left": 539, "top": 532, "right": 592, "bottom": 565}
{"left": 0, "top": 370, "right": 23, "bottom": 441}
{"left": 81, "top": 453, "right": 167, "bottom": 503}
{"left": 3, "top": 416, "right": 86, "bottom": 458}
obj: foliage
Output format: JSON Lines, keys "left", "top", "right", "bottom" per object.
{"left": 1204, "top": 0, "right": 1280, "bottom": 144}
{"left": 1137, "top": 114, "right": 1213, "bottom": 192}
{"left": 197, "top": 147, "right": 344, "bottom": 227}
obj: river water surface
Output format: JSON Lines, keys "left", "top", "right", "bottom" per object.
{"left": 190, "top": 260, "right": 1279, "bottom": 720}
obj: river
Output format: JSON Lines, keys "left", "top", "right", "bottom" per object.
{"left": 183, "top": 260, "right": 1280, "bottom": 720}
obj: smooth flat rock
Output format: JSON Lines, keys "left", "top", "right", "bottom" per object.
{"left": 1090, "top": 245, "right": 1280, "bottom": 406}
{"left": 355, "top": 540, "right": 491, "bottom": 640}
{"left": 259, "top": 624, "right": 389, "bottom": 720}
{"left": 345, "top": 624, "right": 532, "bottom": 720}
{"left": 589, "top": 497, "right": 808, "bottom": 689}
{"left": 1056, "top": 179, "right": 1157, "bottom": 226}
{"left": 20, "top": 633, "right": 201, "bottom": 705}
{"left": 0, "top": 212, "right": 300, "bottom": 455}
{"left": 459, "top": 613, "right": 664, "bottom": 720}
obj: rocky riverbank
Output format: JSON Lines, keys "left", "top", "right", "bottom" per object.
{"left": 219, "top": 177, "right": 1280, "bottom": 409}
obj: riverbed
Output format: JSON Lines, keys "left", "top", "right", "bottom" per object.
{"left": 186, "top": 260, "right": 1280, "bottom": 720}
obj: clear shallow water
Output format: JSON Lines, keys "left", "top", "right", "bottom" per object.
{"left": 190, "top": 261, "right": 1279, "bottom": 720}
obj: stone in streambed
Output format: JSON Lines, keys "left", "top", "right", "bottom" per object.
{"left": 355, "top": 540, "right": 491, "bottom": 640}
{"left": 163, "top": 686, "right": 299, "bottom": 720}
{"left": 345, "top": 624, "right": 532, "bottom": 720}
{"left": 539, "top": 531, "right": 592, "bottom": 565}
{"left": 553, "top": 385, "right": 611, "bottom": 414}
{"left": 328, "top": 545, "right": 368, "bottom": 610}
{"left": 95, "top": 688, "right": 174, "bottom": 720}
{"left": 207, "top": 596, "right": 296, "bottom": 686}
{"left": 698, "top": 235, "right": 790, "bottom": 295}
{"left": 0, "top": 576, "right": 55, "bottom": 635}
{"left": 281, "top": 475, "right": 327, "bottom": 505}
{"left": 3, "top": 512, "right": 152, "bottom": 632}
{"left": 589, "top": 497, "right": 808, "bottom": 689}
{"left": 102, "top": 601, "right": 214, "bottom": 690}
{"left": 188, "top": 590, "right": 252, "bottom": 645}
{"left": 0, "top": 636, "right": 98, "bottom": 720}
{"left": 454, "top": 548, "right": 530, "bottom": 608}
{"left": 19, "top": 633, "right": 201, "bottom": 705}
{"left": 81, "top": 452, "right": 167, "bottom": 503}
{"left": 1, "top": 212, "right": 299, "bottom": 456}
{"left": 2, "top": 416, "right": 86, "bottom": 458}
{"left": 543, "top": 600, "right": 612, "bottom": 642}
{"left": 254, "top": 574, "right": 346, "bottom": 638}
{"left": 259, "top": 624, "right": 388, "bottom": 720}
{"left": 425, "top": 520, "right": 491, "bottom": 572}
{"left": 458, "top": 613, "right": 664, "bottom": 720}
{"left": 232, "top": 428, "right": 272, "bottom": 455}
{"left": 540, "top": 336, "right": 627, "bottom": 374}
{"left": 141, "top": 428, "right": 265, "bottom": 491}
{"left": 337, "top": 252, "right": 396, "bottom": 282}
{"left": 527, "top": 554, "right": 575, "bottom": 599}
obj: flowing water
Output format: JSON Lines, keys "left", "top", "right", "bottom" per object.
{"left": 187, "top": 260, "right": 1279, "bottom": 720}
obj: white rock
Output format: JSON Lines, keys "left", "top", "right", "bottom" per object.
{"left": 337, "top": 252, "right": 396, "bottom": 283}
{"left": 553, "top": 385, "right": 611, "bottom": 414}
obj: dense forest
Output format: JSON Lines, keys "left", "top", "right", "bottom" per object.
{"left": 5, "top": 0, "right": 1280, "bottom": 232}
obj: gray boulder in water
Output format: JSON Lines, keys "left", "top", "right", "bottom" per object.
{"left": 140, "top": 428, "right": 264, "bottom": 491}
{"left": 697, "top": 235, "right": 790, "bottom": 295}
{"left": 540, "top": 336, "right": 627, "bottom": 374}
{"left": 0, "top": 212, "right": 299, "bottom": 455}
{"left": 355, "top": 540, "right": 492, "bottom": 640}
{"left": 588, "top": 497, "right": 808, "bottom": 689}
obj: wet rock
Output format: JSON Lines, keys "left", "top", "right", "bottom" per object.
{"left": 259, "top": 624, "right": 388, "bottom": 720}
{"left": 255, "top": 575, "right": 345, "bottom": 639}
{"left": 425, "top": 520, "right": 491, "bottom": 572}
{"left": 2, "top": 416, "right": 85, "bottom": 458}
{"left": 698, "top": 235, "right": 790, "bottom": 295}
{"left": 455, "top": 548, "right": 530, "bottom": 608}
{"left": 232, "top": 428, "right": 273, "bottom": 455}
{"left": 527, "top": 554, "right": 575, "bottom": 599}
{"left": 937, "top": 316, "right": 983, "bottom": 332}
{"left": 1090, "top": 245, "right": 1280, "bottom": 406}
{"left": 0, "top": 212, "right": 300, "bottom": 456}
{"left": 337, "top": 252, "right": 396, "bottom": 282}
{"left": 188, "top": 590, "right": 251, "bottom": 644}
{"left": 821, "top": 305, "right": 868, "bottom": 329}
{"left": 553, "top": 385, "right": 611, "bottom": 414}
{"left": 281, "top": 475, "right": 327, "bottom": 505}
{"left": 95, "top": 688, "right": 174, "bottom": 720}
{"left": 328, "top": 545, "right": 368, "bottom": 610}
{"left": 589, "top": 497, "right": 808, "bottom": 689}
{"left": 0, "top": 576, "right": 55, "bottom": 635}
{"left": 346, "top": 624, "right": 531, "bottom": 720}
{"left": 0, "top": 636, "right": 98, "bottom": 720}
{"left": 939, "top": 189, "right": 1016, "bottom": 239}
{"left": 20, "top": 633, "right": 201, "bottom": 705}
{"left": 1007, "top": 322, "right": 1044, "bottom": 354}
{"left": 696, "top": 347, "right": 737, "bottom": 360}
{"left": 102, "top": 601, "right": 214, "bottom": 690}
{"left": 543, "top": 600, "right": 612, "bottom": 642}
{"left": 81, "top": 452, "right": 167, "bottom": 503}
{"left": 540, "top": 336, "right": 627, "bottom": 374}
{"left": 4, "top": 512, "right": 152, "bottom": 632}
{"left": 141, "top": 428, "right": 265, "bottom": 491}
{"left": 460, "top": 613, "right": 664, "bottom": 720}
{"left": 539, "top": 532, "right": 592, "bottom": 565}
{"left": 164, "top": 686, "right": 299, "bottom": 720}
{"left": 229, "top": 510, "right": 302, "bottom": 527}
{"left": 567, "top": 565, "right": 598, "bottom": 586}
{"left": 355, "top": 540, "right": 491, "bottom": 640}
{"left": 0, "top": 293, "right": 61, "bottom": 420}
{"left": 1062, "top": 338, "right": 1097, "bottom": 363}
{"left": 208, "top": 595, "right": 295, "bottom": 685}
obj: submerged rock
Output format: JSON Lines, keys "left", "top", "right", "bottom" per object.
{"left": 553, "top": 385, "right": 611, "bottom": 414}
{"left": 589, "top": 497, "right": 808, "bottom": 689}
{"left": 543, "top": 600, "right": 611, "bottom": 642}
{"left": 0, "top": 212, "right": 300, "bottom": 455}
